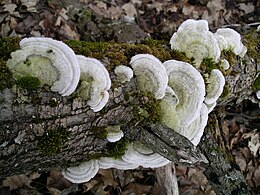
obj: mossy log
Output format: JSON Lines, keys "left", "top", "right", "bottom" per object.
{"left": 0, "top": 34, "right": 259, "bottom": 194}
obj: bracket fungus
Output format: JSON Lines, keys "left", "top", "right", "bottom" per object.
{"left": 105, "top": 125, "right": 124, "bottom": 143}
{"left": 114, "top": 65, "right": 133, "bottom": 83}
{"left": 170, "top": 19, "right": 221, "bottom": 67}
{"left": 99, "top": 157, "right": 139, "bottom": 170}
{"left": 130, "top": 54, "right": 168, "bottom": 99}
{"left": 215, "top": 28, "right": 247, "bottom": 57}
{"left": 62, "top": 159, "right": 99, "bottom": 183}
{"left": 162, "top": 60, "right": 205, "bottom": 130}
{"left": 204, "top": 69, "right": 225, "bottom": 106}
{"left": 7, "top": 37, "right": 80, "bottom": 96}
{"left": 187, "top": 103, "right": 209, "bottom": 146}
{"left": 122, "top": 142, "right": 170, "bottom": 168}
{"left": 77, "top": 55, "right": 111, "bottom": 112}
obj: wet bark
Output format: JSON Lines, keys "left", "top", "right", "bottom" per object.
{"left": 0, "top": 37, "right": 258, "bottom": 194}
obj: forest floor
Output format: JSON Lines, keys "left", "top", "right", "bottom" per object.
{"left": 0, "top": 0, "right": 260, "bottom": 194}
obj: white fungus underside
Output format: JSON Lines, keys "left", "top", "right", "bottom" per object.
{"left": 122, "top": 143, "right": 170, "bottom": 168}
{"left": 62, "top": 160, "right": 99, "bottom": 183}
{"left": 99, "top": 157, "right": 139, "bottom": 170}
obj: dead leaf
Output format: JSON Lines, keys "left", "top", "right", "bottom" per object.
{"left": 122, "top": 3, "right": 137, "bottom": 17}
{"left": 98, "top": 169, "right": 118, "bottom": 187}
{"left": 235, "top": 153, "right": 247, "bottom": 172}
{"left": 2, "top": 172, "right": 40, "bottom": 190}
{"left": 47, "top": 186, "right": 61, "bottom": 195}
{"left": 47, "top": 170, "right": 72, "bottom": 190}
{"left": 253, "top": 166, "right": 260, "bottom": 187}
{"left": 123, "top": 183, "right": 152, "bottom": 195}
{"left": 82, "top": 179, "right": 99, "bottom": 191}
{"left": 3, "top": 3, "right": 17, "bottom": 14}
{"left": 20, "top": 0, "right": 38, "bottom": 12}
{"left": 59, "top": 23, "right": 80, "bottom": 40}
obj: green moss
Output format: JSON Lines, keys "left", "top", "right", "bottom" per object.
{"left": 16, "top": 76, "right": 41, "bottom": 90}
{"left": 253, "top": 75, "right": 260, "bottom": 91}
{"left": 91, "top": 126, "right": 108, "bottom": 139}
{"left": 242, "top": 30, "right": 260, "bottom": 61}
{"left": 200, "top": 57, "right": 219, "bottom": 73}
{"left": 106, "top": 138, "right": 129, "bottom": 159}
{"left": 221, "top": 50, "right": 236, "bottom": 68}
{"left": 65, "top": 39, "right": 194, "bottom": 71}
{"left": 220, "top": 84, "right": 230, "bottom": 98}
{"left": 38, "top": 128, "right": 70, "bottom": 156}
{"left": 169, "top": 49, "right": 194, "bottom": 65}
{"left": 130, "top": 92, "right": 162, "bottom": 124}
{"left": 0, "top": 58, "right": 15, "bottom": 91}
{"left": 0, "top": 37, "right": 20, "bottom": 60}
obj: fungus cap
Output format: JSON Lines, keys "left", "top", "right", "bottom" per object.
{"left": 7, "top": 37, "right": 80, "bottom": 96}
{"left": 204, "top": 69, "right": 225, "bottom": 105}
{"left": 162, "top": 60, "right": 205, "bottom": 129}
{"left": 220, "top": 59, "right": 230, "bottom": 70}
{"left": 62, "top": 159, "right": 99, "bottom": 183}
{"left": 187, "top": 103, "right": 209, "bottom": 146}
{"left": 130, "top": 54, "right": 168, "bottom": 99}
{"left": 122, "top": 142, "right": 170, "bottom": 168}
{"left": 105, "top": 125, "right": 124, "bottom": 143}
{"left": 170, "top": 19, "right": 221, "bottom": 67}
{"left": 215, "top": 28, "right": 247, "bottom": 57}
{"left": 114, "top": 65, "right": 133, "bottom": 83}
{"left": 99, "top": 157, "right": 139, "bottom": 170}
{"left": 77, "top": 55, "right": 111, "bottom": 112}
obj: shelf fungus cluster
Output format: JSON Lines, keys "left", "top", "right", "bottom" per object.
{"left": 6, "top": 19, "right": 248, "bottom": 184}
{"left": 62, "top": 142, "right": 170, "bottom": 183}
{"left": 170, "top": 19, "right": 247, "bottom": 67}
{"left": 7, "top": 37, "right": 111, "bottom": 112}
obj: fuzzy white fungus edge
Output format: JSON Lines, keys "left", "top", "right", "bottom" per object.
{"left": 77, "top": 55, "right": 111, "bottom": 112}
{"left": 130, "top": 54, "right": 168, "bottom": 99}
{"left": 170, "top": 19, "right": 221, "bottom": 67}
{"left": 62, "top": 159, "right": 99, "bottom": 183}
{"left": 114, "top": 65, "right": 133, "bottom": 83}
{"left": 215, "top": 28, "right": 247, "bottom": 57}
{"left": 7, "top": 37, "right": 80, "bottom": 96}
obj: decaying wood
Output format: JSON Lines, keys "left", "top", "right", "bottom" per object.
{"left": 0, "top": 36, "right": 258, "bottom": 194}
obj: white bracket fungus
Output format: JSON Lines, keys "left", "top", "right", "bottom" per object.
{"left": 170, "top": 19, "right": 221, "bottom": 67}
{"left": 162, "top": 60, "right": 205, "bottom": 131}
{"left": 7, "top": 37, "right": 80, "bottom": 96}
{"left": 62, "top": 159, "right": 99, "bottom": 183}
{"left": 99, "top": 157, "right": 139, "bottom": 170}
{"left": 105, "top": 125, "right": 124, "bottom": 142}
{"left": 130, "top": 54, "right": 168, "bottom": 99}
{"left": 215, "top": 28, "right": 247, "bottom": 57}
{"left": 77, "top": 55, "right": 111, "bottom": 112}
{"left": 114, "top": 65, "right": 133, "bottom": 83}
{"left": 220, "top": 59, "right": 230, "bottom": 70}
{"left": 122, "top": 142, "right": 170, "bottom": 168}
{"left": 187, "top": 104, "right": 209, "bottom": 146}
{"left": 204, "top": 69, "right": 225, "bottom": 106}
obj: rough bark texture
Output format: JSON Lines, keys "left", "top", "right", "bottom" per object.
{"left": 0, "top": 34, "right": 259, "bottom": 194}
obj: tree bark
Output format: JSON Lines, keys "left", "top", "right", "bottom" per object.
{"left": 0, "top": 35, "right": 258, "bottom": 194}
